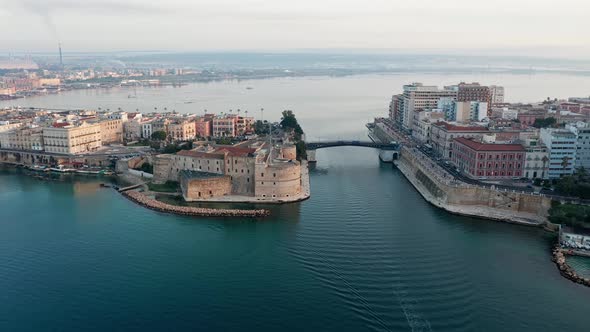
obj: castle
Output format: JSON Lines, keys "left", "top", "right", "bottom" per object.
{"left": 153, "top": 140, "right": 302, "bottom": 201}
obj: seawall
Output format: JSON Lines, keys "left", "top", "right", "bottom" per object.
{"left": 121, "top": 190, "right": 270, "bottom": 218}
{"left": 395, "top": 147, "right": 551, "bottom": 226}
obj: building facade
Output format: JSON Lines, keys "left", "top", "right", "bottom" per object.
{"left": 451, "top": 137, "right": 525, "bottom": 179}
{"left": 42, "top": 122, "right": 102, "bottom": 155}
{"left": 430, "top": 122, "right": 489, "bottom": 159}
{"left": 457, "top": 82, "right": 491, "bottom": 116}
{"left": 396, "top": 83, "right": 457, "bottom": 131}
{"left": 540, "top": 128, "right": 577, "bottom": 178}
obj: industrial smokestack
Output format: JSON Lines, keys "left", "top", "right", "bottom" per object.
{"left": 58, "top": 43, "right": 63, "bottom": 68}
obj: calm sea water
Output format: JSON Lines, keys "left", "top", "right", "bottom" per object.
{"left": 1, "top": 148, "right": 590, "bottom": 331}
{"left": 1, "top": 73, "right": 590, "bottom": 330}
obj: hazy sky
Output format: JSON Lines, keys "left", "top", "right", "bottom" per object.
{"left": 2, "top": 0, "right": 589, "bottom": 57}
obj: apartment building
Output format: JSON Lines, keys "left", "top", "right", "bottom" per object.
{"left": 430, "top": 122, "right": 489, "bottom": 159}
{"left": 451, "top": 137, "right": 525, "bottom": 179}
{"left": 43, "top": 122, "right": 102, "bottom": 155}
{"left": 540, "top": 128, "right": 577, "bottom": 178}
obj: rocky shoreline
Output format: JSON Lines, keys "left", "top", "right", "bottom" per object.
{"left": 552, "top": 247, "right": 590, "bottom": 287}
{"left": 121, "top": 190, "right": 270, "bottom": 218}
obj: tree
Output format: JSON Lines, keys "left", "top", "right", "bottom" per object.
{"left": 151, "top": 131, "right": 167, "bottom": 141}
{"left": 295, "top": 141, "right": 307, "bottom": 160}
{"left": 254, "top": 120, "right": 270, "bottom": 135}
{"left": 280, "top": 110, "right": 303, "bottom": 135}
{"left": 532, "top": 117, "right": 557, "bottom": 128}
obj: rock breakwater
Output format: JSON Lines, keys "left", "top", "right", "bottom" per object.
{"left": 122, "top": 190, "right": 270, "bottom": 218}
{"left": 552, "top": 247, "right": 590, "bottom": 287}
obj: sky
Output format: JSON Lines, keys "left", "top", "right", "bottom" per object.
{"left": 1, "top": 0, "right": 590, "bottom": 58}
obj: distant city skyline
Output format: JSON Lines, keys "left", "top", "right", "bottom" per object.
{"left": 2, "top": 0, "right": 590, "bottom": 59}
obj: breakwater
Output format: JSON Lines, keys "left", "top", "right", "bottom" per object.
{"left": 121, "top": 190, "right": 270, "bottom": 218}
{"left": 552, "top": 247, "right": 590, "bottom": 287}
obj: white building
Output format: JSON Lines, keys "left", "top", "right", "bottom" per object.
{"left": 142, "top": 121, "right": 154, "bottom": 139}
{"left": 411, "top": 109, "right": 445, "bottom": 144}
{"left": 397, "top": 83, "right": 457, "bottom": 131}
{"left": 42, "top": 122, "right": 102, "bottom": 155}
{"left": 567, "top": 122, "right": 590, "bottom": 170}
{"left": 540, "top": 128, "right": 577, "bottom": 178}
{"left": 522, "top": 138, "right": 549, "bottom": 179}
{"left": 501, "top": 108, "right": 519, "bottom": 120}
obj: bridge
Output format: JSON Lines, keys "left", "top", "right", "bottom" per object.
{"left": 306, "top": 141, "right": 398, "bottom": 150}
{"left": 305, "top": 140, "right": 400, "bottom": 163}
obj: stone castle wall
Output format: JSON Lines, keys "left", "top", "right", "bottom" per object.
{"left": 396, "top": 147, "right": 551, "bottom": 225}
{"left": 255, "top": 161, "right": 301, "bottom": 198}
{"left": 181, "top": 175, "right": 232, "bottom": 201}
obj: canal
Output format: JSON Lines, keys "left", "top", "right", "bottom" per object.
{"left": 1, "top": 147, "right": 589, "bottom": 331}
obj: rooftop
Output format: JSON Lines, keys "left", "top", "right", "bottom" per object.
{"left": 177, "top": 149, "right": 225, "bottom": 159}
{"left": 454, "top": 137, "right": 525, "bottom": 152}
{"left": 433, "top": 122, "right": 489, "bottom": 132}
{"left": 180, "top": 170, "right": 226, "bottom": 180}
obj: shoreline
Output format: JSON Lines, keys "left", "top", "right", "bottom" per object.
{"left": 393, "top": 155, "right": 546, "bottom": 227}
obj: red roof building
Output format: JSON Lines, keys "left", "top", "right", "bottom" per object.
{"left": 451, "top": 137, "right": 525, "bottom": 179}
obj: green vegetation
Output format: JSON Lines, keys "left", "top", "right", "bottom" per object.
{"left": 553, "top": 167, "right": 590, "bottom": 199}
{"left": 148, "top": 181, "right": 179, "bottom": 193}
{"left": 549, "top": 202, "right": 590, "bottom": 230}
{"left": 280, "top": 110, "right": 304, "bottom": 139}
{"left": 279, "top": 110, "right": 306, "bottom": 160}
{"left": 532, "top": 117, "right": 557, "bottom": 128}
{"left": 295, "top": 141, "right": 307, "bottom": 161}
{"left": 137, "top": 163, "right": 153, "bottom": 174}
{"left": 151, "top": 130, "right": 168, "bottom": 141}
{"left": 254, "top": 120, "right": 270, "bottom": 135}
{"left": 154, "top": 141, "right": 194, "bottom": 154}
{"left": 214, "top": 137, "right": 235, "bottom": 145}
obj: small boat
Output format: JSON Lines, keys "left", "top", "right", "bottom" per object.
{"left": 49, "top": 165, "right": 75, "bottom": 173}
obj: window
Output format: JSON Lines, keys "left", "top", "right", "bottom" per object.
{"left": 261, "top": 173, "right": 264, "bottom": 177}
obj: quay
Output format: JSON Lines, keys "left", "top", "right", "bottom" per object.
{"left": 121, "top": 190, "right": 270, "bottom": 218}
{"left": 368, "top": 120, "right": 551, "bottom": 226}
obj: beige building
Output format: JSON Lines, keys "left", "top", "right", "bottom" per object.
{"left": 7, "top": 127, "right": 44, "bottom": 151}
{"left": 430, "top": 122, "right": 489, "bottom": 159}
{"left": 98, "top": 119, "right": 123, "bottom": 144}
{"left": 124, "top": 120, "right": 142, "bottom": 141}
{"left": 167, "top": 120, "right": 196, "bottom": 141}
{"left": 43, "top": 122, "right": 102, "bottom": 155}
